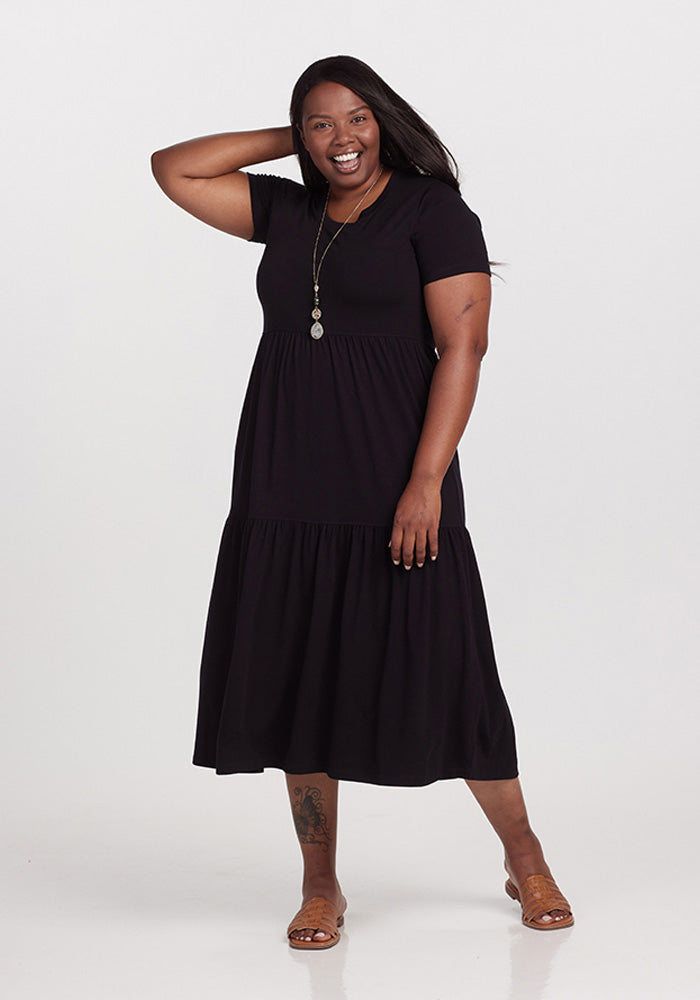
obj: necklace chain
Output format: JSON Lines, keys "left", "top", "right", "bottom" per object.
{"left": 309, "top": 166, "right": 385, "bottom": 340}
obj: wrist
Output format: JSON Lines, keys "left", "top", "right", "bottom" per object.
{"left": 275, "top": 125, "right": 294, "bottom": 154}
{"left": 409, "top": 470, "right": 444, "bottom": 490}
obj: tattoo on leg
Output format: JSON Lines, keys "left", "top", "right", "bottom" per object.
{"left": 291, "top": 785, "right": 332, "bottom": 853}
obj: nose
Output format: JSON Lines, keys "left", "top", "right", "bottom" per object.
{"left": 333, "top": 121, "right": 355, "bottom": 147}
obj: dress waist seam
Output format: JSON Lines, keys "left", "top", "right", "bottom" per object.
{"left": 261, "top": 328, "right": 432, "bottom": 346}
{"left": 230, "top": 514, "right": 467, "bottom": 530}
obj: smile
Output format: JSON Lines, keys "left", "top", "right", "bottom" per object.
{"left": 330, "top": 151, "right": 362, "bottom": 172}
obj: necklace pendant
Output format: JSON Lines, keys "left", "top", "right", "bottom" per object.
{"left": 310, "top": 169, "right": 383, "bottom": 345}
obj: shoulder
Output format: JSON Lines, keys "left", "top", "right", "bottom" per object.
{"left": 389, "top": 170, "right": 464, "bottom": 202}
{"left": 245, "top": 170, "right": 309, "bottom": 203}
{"left": 396, "top": 172, "right": 490, "bottom": 282}
{"left": 387, "top": 171, "right": 483, "bottom": 231}
{"left": 412, "top": 175, "right": 482, "bottom": 223}
{"left": 245, "top": 171, "right": 310, "bottom": 244}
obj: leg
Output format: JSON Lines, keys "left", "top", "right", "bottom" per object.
{"left": 285, "top": 772, "right": 347, "bottom": 943}
{"left": 465, "top": 777, "right": 571, "bottom": 926}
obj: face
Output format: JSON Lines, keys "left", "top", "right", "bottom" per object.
{"left": 298, "top": 81, "right": 383, "bottom": 194}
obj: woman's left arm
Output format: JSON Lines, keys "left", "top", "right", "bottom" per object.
{"left": 388, "top": 272, "right": 491, "bottom": 570}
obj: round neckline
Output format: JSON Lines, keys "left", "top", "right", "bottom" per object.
{"left": 321, "top": 169, "right": 397, "bottom": 229}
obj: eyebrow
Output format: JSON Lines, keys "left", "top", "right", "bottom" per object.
{"left": 306, "top": 105, "right": 370, "bottom": 121}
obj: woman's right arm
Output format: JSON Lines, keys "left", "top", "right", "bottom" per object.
{"left": 150, "top": 126, "right": 294, "bottom": 239}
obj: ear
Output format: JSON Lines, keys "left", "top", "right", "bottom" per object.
{"left": 296, "top": 123, "right": 307, "bottom": 150}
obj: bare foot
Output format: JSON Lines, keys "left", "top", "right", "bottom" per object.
{"left": 288, "top": 875, "right": 347, "bottom": 944}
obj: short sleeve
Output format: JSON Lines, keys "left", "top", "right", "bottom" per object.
{"left": 411, "top": 180, "right": 491, "bottom": 284}
{"left": 246, "top": 171, "right": 303, "bottom": 244}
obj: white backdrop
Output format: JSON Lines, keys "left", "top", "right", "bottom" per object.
{"left": 2, "top": 2, "right": 698, "bottom": 997}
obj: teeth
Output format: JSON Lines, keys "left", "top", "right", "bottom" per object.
{"left": 333, "top": 152, "right": 360, "bottom": 162}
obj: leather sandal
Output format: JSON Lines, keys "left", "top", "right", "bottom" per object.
{"left": 505, "top": 874, "right": 574, "bottom": 930}
{"left": 287, "top": 895, "right": 345, "bottom": 950}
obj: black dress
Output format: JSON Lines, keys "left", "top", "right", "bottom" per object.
{"left": 192, "top": 168, "right": 518, "bottom": 786}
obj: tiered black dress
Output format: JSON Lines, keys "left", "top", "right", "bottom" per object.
{"left": 192, "top": 167, "right": 518, "bottom": 786}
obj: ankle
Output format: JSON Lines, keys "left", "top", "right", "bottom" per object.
{"left": 504, "top": 829, "right": 544, "bottom": 864}
{"left": 302, "top": 871, "right": 340, "bottom": 892}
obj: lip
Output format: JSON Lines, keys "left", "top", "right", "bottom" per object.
{"left": 329, "top": 150, "right": 363, "bottom": 173}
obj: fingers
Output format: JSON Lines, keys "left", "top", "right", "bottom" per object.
{"left": 414, "top": 531, "right": 427, "bottom": 568}
{"left": 427, "top": 524, "right": 439, "bottom": 563}
{"left": 388, "top": 528, "right": 438, "bottom": 569}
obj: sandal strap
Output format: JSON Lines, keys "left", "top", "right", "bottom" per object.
{"left": 518, "top": 875, "right": 572, "bottom": 924}
{"left": 287, "top": 896, "right": 341, "bottom": 939}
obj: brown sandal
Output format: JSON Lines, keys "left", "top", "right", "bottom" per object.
{"left": 505, "top": 874, "right": 574, "bottom": 930}
{"left": 287, "top": 895, "right": 345, "bottom": 950}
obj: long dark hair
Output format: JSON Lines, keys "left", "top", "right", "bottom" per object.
{"left": 289, "top": 55, "right": 504, "bottom": 277}
{"left": 289, "top": 55, "right": 461, "bottom": 194}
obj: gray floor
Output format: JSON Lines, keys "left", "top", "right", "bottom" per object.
{"left": 3, "top": 764, "right": 693, "bottom": 1000}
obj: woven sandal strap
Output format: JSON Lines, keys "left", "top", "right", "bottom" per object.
{"left": 287, "top": 913, "right": 338, "bottom": 936}
{"left": 287, "top": 897, "right": 340, "bottom": 937}
{"left": 518, "top": 875, "right": 572, "bottom": 922}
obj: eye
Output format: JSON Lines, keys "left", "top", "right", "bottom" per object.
{"left": 352, "top": 115, "right": 367, "bottom": 123}
{"left": 313, "top": 122, "right": 330, "bottom": 130}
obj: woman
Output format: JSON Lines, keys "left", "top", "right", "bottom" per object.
{"left": 151, "top": 55, "right": 573, "bottom": 948}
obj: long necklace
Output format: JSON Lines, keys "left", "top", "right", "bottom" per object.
{"left": 310, "top": 166, "right": 384, "bottom": 340}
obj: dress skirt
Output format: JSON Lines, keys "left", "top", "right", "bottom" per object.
{"left": 191, "top": 327, "right": 519, "bottom": 786}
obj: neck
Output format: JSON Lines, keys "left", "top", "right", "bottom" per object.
{"left": 335, "top": 161, "right": 386, "bottom": 192}
{"left": 325, "top": 166, "right": 390, "bottom": 220}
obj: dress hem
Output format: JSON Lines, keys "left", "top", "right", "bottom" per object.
{"left": 192, "top": 757, "right": 519, "bottom": 788}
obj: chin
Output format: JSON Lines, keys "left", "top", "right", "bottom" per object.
{"left": 320, "top": 157, "right": 380, "bottom": 186}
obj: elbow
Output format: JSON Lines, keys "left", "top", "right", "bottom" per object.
{"left": 150, "top": 149, "right": 165, "bottom": 178}
{"left": 435, "top": 337, "right": 487, "bottom": 363}
{"left": 462, "top": 335, "right": 488, "bottom": 360}
{"left": 151, "top": 148, "right": 177, "bottom": 182}
{"left": 150, "top": 149, "right": 179, "bottom": 190}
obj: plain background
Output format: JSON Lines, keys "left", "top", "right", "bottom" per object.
{"left": 2, "top": 1, "right": 698, "bottom": 997}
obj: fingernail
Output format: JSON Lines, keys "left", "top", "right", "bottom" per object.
{"left": 387, "top": 540, "right": 392, "bottom": 547}
{"left": 404, "top": 564, "right": 411, "bottom": 570}
{"left": 431, "top": 555, "right": 437, "bottom": 561}
{"left": 392, "top": 558, "right": 400, "bottom": 565}
{"left": 417, "top": 562, "right": 424, "bottom": 568}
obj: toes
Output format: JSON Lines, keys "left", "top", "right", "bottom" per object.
{"left": 535, "top": 909, "right": 569, "bottom": 925}
{"left": 291, "top": 927, "right": 329, "bottom": 942}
